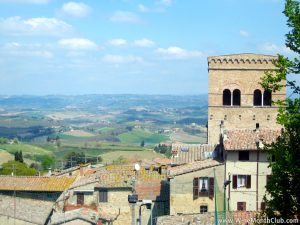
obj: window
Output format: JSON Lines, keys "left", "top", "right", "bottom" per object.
{"left": 238, "top": 151, "right": 249, "bottom": 161}
{"left": 223, "top": 89, "right": 231, "bottom": 106}
{"left": 193, "top": 177, "right": 214, "bottom": 199}
{"left": 263, "top": 90, "right": 272, "bottom": 106}
{"left": 199, "top": 177, "right": 208, "bottom": 194}
{"left": 253, "top": 89, "right": 262, "bottom": 106}
{"left": 237, "top": 202, "right": 246, "bottom": 211}
{"left": 99, "top": 189, "right": 108, "bottom": 202}
{"left": 232, "top": 89, "right": 241, "bottom": 106}
{"left": 200, "top": 205, "right": 208, "bottom": 214}
{"left": 77, "top": 193, "right": 84, "bottom": 205}
{"left": 233, "top": 175, "right": 251, "bottom": 189}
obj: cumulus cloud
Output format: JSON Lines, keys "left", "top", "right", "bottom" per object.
{"left": 110, "top": 11, "right": 140, "bottom": 23}
{"left": 102, "top": 54, "right": 143, "bottom": 63}
{"left": 0, "top": 17, "right": 73, "bottom": 37}
{"left": 155, "top": 46, "right": 203, "bottom": 59}
{"left": 258, "top": 42, "right": 293, "bottom": 55}
{"left": 0, "top": 0, "right": 49, "bottom": 4}
{"left": 133, "top": 38, "right": 155, "bottom": 48}
{"left": 1, "top": 42, "right": 53, "bottom": 58}
{"left": 60, "top": 2, "right": 90, "bottom": 18}
{"left": 108, "top": 38, "right": 127, "bottom": 46}
{"left": 58, "top": 38, "right": 97, "bottom": 50}
{"left": 239, "top": 30, "right": 249, "bottom": 37}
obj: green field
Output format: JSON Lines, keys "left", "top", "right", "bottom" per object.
{"left": 118, "top": 129, "right": 169, "bottom": 145}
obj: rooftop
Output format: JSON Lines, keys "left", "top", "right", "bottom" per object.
{"left": 168, "top": 158, "right": 223, "bottom": 177}
{"left": 0, "top": 176, "right": 76, "bottom": 192}
{"left": 171, "top": 143, "right": 216, "bottom": 165}
{"left": 223, "top": 128, "right": 282, "bottom": 151}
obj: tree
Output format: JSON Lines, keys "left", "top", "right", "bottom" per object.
{"left": 260, "top": 0, "right": 300, "bottom": 220}
{"left": 0, "top": 160, "right": 37, "bottom": 176}
{"left": 14, "top": 150, "right": 24, "bottom": 163}
{"left": 140, "top": 140, "right": 145, "bottom": 147}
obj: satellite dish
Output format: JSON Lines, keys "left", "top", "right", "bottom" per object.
{"left": 134, "top": 163, "right": 140, "bottom": 171}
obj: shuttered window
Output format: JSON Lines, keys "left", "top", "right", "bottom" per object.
{"left": 99, "top": 189, "right": 108, "bottom": 202}
{"left": 193, "top": 177, "right": 214, "bottom": 199}
{"left": 77, "top": 193, "right": 84, "bottom": 205}
{"left": 232, "top": 175, "right": 251, "bottom": 189}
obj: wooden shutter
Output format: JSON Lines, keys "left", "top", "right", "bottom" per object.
{"left": 246, "top": 175, "right": 251, "bottom": 189}
{"left": 100, "top": 190, "right": 108, "bottom": 202}
{"left": 193, "top": 177, "right": 199, "bottom": 200}
{"left": 208, "top": 177, "right": 214, "bottom": 199}
{"left": 77, "top": 193, "right": 84, "bottom": 205}
{"left": 232, "top": 175, "right": 237, "bottom": 189}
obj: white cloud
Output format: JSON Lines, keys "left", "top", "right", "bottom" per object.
{"left": 102, "top": 54, "right": 143, "bottom": 63}
{"left": 1, "top": 42, "right": 53, "bottom": 58}
{"left": 0, "top": 17, "right": 73, "bottom": 37}
{"left": 60, "top": 2, "right": 90, "bottom": 18}
{"left": 133, "top": 38, "right": 155, "bottom": 48}
{"left": 239, "top": 30, "right": 249, "bottom": 37}
{"left": 259, "top": 42, "right": 293, "bottom": 55}
{"left": 0, "top": 0, "right": 49, "bottom": 4}
{"left": 58, "top": 38, "right": 97, "bottom": 50}
{"left": 155, "top": 46, "right": 203, "bottom": 59}
{"left": 110, "top": 11, "right": 140, "bottom": 23}
{"left": 138, "top": 4, "right": 149, "bottom": 13}
{"left": 108, "top": 38, "right": 128, "bottom": 46}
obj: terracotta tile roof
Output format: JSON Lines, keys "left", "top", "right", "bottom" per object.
{"left": 223, "top": 128, "right": 281, "bottom": 151}
{"left": 0, "top": 176, "right": 76, "bottom": 192}
{"left": 171, "top": 143, "right": 217, "bottom": 165}
{"left": 70, "top": 165, "right": 166, "bottom": 190}
{"left": 167, "top": 158, "right": 223, "bottom": 177}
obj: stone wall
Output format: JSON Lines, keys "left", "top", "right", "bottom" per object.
{"left": 207, "top": 54, "right": 285, "bottom": 145}
{"left": 169, "top": 164, "right": 224, "bottom": 215}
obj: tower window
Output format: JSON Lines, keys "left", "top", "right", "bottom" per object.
{"left": 232, "top": 89, "right": 241, "bottom": 106}
{"left": 223, "top": 89, "right": 231, "bottom": 106}
{"left": 253, "top": 89, "right": 262, "bottom": 106}
{"left": 263, "top": 90, "right": 272, "bottom": 106}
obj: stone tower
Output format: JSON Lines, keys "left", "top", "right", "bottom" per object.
{"left": 207, "top": 53, "right": 286, "bottom": 145}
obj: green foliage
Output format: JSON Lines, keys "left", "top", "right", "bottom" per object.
{"left": 140, "top": 140, "right": 145, "bottom": 147}
{"left": 154, "top": 144, "right": 172, "bottom": 158}
{"left": 112, "top": 156, "right": 128, "bottom": 165}
{"left": 261, "top": 0, "right": 300, "bottom": 220}
{"left": 0, "top": 160, "right": 37, "bottom": 176}
{"left": 64, "top": 151, "right": 100, "bottom": 169}
{"left": 0, "top": 137, "right": 9, "bottom": 144}
{"left": 14, "top": 150, "right": 24, "bottom": 163}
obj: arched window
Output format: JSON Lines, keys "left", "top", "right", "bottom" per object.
{"left": 253, "top": 89, "right": 262, "bottom": 106}
{"left": 263, "top": 90, "right": 272, "bottom": 106}
{"left": 232, "top": 89, "right": 241, "bottom": 106}
{"left": 223, "top": 89, "right": 231, "bottom": 106}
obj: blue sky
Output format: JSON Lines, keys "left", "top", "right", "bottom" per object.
{"left": 0, "top": 0, "right": 294, "bottom": 95}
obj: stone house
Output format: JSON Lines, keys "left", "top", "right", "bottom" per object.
{"left": 51, "top": 164, "right": 169, "bottom": 225}
{"left": 168, "top": 159, "right": 224, "bottom": 215}
{"left": 0, "top": 176, "right": 76, "bottom": 225}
